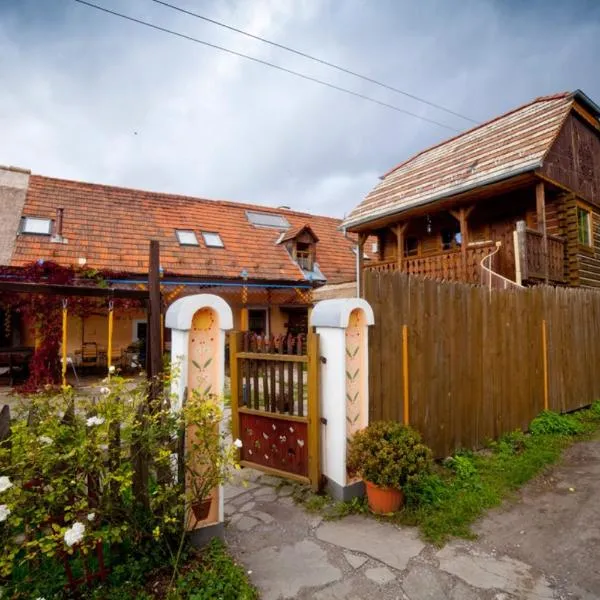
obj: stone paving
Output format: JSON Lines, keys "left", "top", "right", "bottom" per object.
{"left": 223, "top": 469, "right": 559, "bottom": 600}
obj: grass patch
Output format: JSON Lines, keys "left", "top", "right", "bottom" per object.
{"left": 391, "top": 403, "right": 600, "bottom": 544}
{"left": 303, "top": 403, "right": 600, "bottom": 546}
{"left": 86, "top": 539, "right": 257, "bottom": 599}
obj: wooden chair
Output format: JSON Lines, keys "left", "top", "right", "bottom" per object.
{"left": 81, "top": 342, "right": 98, "bottom": 372}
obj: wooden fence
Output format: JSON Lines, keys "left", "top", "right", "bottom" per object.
{"left": 365, "top": 271, "right": 600, "bottom": 457}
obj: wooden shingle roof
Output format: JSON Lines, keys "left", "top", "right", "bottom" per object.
{"left": 343, "top": 91, "right": 580, "bottom": 230}
{"left": 11, "top": 175, "right": 359, "bottom": 284}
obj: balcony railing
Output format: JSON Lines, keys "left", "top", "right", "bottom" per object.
{"left": 521, "top": 228, "right": 565, "bottom": 283}
{"left": 364, "top": 242, "right": 496, "bottom": 283}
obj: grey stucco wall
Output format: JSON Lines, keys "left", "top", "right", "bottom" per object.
{"left": 0, "top": 166, "right": 30, "bottom": 265}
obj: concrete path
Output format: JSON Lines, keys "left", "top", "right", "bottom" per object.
{"left": 225, "top": 440, "right": 600, "bottom": 599}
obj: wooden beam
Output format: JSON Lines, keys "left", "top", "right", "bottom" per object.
{"left": 536, "top": 182, "right": 549, "bottom": 283}
{"left": 147, "top": 240, "right": 163, "bottom": 388}
{"left": 450, "top": 206, "right": 474, "bottom": 279}
{"left": 0, "top": 280, "right": 149, "bottom": 299}
{"left": 395, "top": 223, "right": 408, "bottom": 271}
{"left": 357, "top": 233, "right": 367, "bottom": 298}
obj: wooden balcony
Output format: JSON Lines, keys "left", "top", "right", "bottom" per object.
{"left": 519, "top": 227, "right": 566, "bottom": 283}
{"left": 364, "top": 241, "right": 496, "bottom": 284}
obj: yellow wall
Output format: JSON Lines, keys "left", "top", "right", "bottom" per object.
{"left": 65, "top": 309, "right": 146, "bottom": 359}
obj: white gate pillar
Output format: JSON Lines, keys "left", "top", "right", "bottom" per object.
{"left": 310, "top": 298, "right": 374, "bottom": 501}
{"left": 165, "top": 294, "right": 233, "bottom": 546}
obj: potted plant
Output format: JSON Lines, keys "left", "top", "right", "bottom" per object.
{"left": 347, "top": 421, "right": 432, "bottom": 514}
{"left": 183, "top": 390, "right": 240, "bottom": 526}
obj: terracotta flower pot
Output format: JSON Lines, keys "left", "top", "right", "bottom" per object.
{"left": 191, "top": 498, "right": 212, "bottom": 521}
{"left": 365, "top": 480, "right": 404, "bottom": 514}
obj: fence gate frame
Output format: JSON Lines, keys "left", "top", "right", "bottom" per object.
{"left": 229, "top": 329, "right": 321, "bottom": 491}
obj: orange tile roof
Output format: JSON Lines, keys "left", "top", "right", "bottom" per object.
{"left": 11, "top": 175, "right": 358, "bottom": 284}
{"left": 343, "top": 91, "right": 582, "bottom": 229}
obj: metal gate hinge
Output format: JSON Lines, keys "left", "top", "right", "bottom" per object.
{"left": 320, "top": 356, "right": 327, "bottom": 364}
{"left": 320, "top": 417, "right": 327, "bottom": 425}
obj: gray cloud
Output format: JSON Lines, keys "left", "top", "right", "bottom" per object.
{"left": 0, "top": 0, "right": 598, "bottom": 218}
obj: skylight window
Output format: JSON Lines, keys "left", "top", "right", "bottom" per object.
{"left": 21, "top": 217, "right": 52, "bottom": 235}
{"left": 246, "top": 211, "right": 290, "bottom": 229}
{"left": 176, "top": 230, "right": 199, "bottom": 246}
{"left": 202, "top": 232, "right": 224, "bottom": 248}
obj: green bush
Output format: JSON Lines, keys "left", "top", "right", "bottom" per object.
{"left": 0, "top": 374, "right": 240, "bottom": 598}
{"left": 347, "top": 421, "right": 432, "bottom": 488}
{"left": 529, "top": 410, "right": 583, "bottom": 436}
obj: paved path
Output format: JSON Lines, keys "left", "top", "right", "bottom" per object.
{"left": 224, "top": 440, "right": 600, "bottom": 599}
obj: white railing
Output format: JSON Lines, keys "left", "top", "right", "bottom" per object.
{"left": 480, "top": 242, "right": 524, "bottom": 291}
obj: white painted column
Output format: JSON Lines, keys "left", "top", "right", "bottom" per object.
{"left": 310, "top": 298, "right": 374, "bottom": 501}
{"left": 165, "top": 294, "right": 233, "bottom": 546}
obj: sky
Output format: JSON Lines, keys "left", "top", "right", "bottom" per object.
{"left": 1, "top": 0, "right": 599, "bottom": 219}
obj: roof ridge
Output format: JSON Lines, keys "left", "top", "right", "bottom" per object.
{"left": 28, "top": 173, "right": 342, "bottom": 223}
{"left": 381, "top": 91, "right": 572, "bottom": 179}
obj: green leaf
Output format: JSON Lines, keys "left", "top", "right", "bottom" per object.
{"left": 192, "top": 359, "right": 202, "bottom": 370}
{"left": 203, "top": 357, "right": 213, "bottom": 369}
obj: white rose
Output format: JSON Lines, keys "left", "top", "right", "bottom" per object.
{"left": 38, "top": 436, "right": 53, "bottom": 446}
{"left": 87, "top": 512, "right": 96, "bottom": 522}
{"left": 233, "top": 439, "right": 243, "bottom": 448}
{"left": 0, "top": 477, "right": 12, "bottom": 493}
{"left": 86, "top": 416, "right": 105, "bottom": 427}
{"left": 99, "top": 387, "right": 110, "bottom": 395}
{"left": 64, "top": 521, "right": 85, "bottom": 547}
{"left": 0, "top": 504, "right": 10, "bottom": 522}
{"left": 108, "top": 365, "right": 116, "bottom": 374}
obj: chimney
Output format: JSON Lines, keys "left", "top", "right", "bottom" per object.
{"left": 51, "top": 207, "right": 67, "bottom": 243}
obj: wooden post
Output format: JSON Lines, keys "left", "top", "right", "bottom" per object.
{"left": 514, "top": 220, "right": 528, "bottom": 284}
{"left": 542, "top": 319, "right": 549, "bottom": 411}
{"left": 357, "top": 233, "right": 367, "bottom": 298}
{"left": 148, "top": 241, "right": 163, "bottom": 399}
{"left": 61, "top": 300, "right": 68, "bottom": 387}
{"left": 395, "top": 223, "right": 408, "bottom": 272}
{"left": 229, "top": 331, "right": 240, "bottom": 443}
{"left": 450, "top": 206, "right": 474, "bottom": 280}
{"left": 307, "top": 327, "right": 320, "bottom": 492}
{"left": 536, "top": 182, "right": 549, "bottom": 283}
{"left": 240, "top": 308, "right": 249, "bottom": 332}
{"left": 402, "top": 324, "right": 409, "bottom": 425}
{"left": 107, "top": 301, "right": 114, "bottom": 378}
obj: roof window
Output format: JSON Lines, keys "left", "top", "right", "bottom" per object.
{"left": 246, "top": 211, "right": 290, "bottom": 229}
{"left": 21, "top": 217, "right": 52, "bottom": 235}
{"left": 176, "top": 230, "right": 199, "bottom": 246}
{"left": 202, "top": 232, "right": 224, "bottom": 248}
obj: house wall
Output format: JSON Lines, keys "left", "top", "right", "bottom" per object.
{"left": 0, "top": 166, "right": 30, "bottom": 265}
{"left": 542, "top": 112, "right": 600, "bottom": 208}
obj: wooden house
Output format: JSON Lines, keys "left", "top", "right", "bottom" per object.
{"left": 342, "top": 90, "right": 600, "bottom": 290}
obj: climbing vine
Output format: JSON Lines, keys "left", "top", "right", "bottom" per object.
{"left": 0, "top": 261, "right": 143, "bottom": 392}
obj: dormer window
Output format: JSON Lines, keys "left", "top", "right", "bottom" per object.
{"left": 278, "top": 224, "right": 319, "bottom": 272}
{"left": 20, "top": 216, "right": 52, "bottom": 235}
{"left": 296, "top": 241, "right": 313, "bottom": 270}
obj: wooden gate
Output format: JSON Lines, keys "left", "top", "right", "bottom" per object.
{"left": 229, "top": 330, "right": 320, "bottom": 490}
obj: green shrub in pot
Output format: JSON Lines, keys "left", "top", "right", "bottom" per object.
{"left": 347, "top": 421, "right": 433, "bottom": 489}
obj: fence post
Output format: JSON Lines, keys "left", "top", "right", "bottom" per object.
{"left": 165, "top": 294, "right": 233, "bottom": 547}
{"left": 307, "top": 327, "right": 320, "bottom": 492}
{"left": 229, "top": 331, "right": 241, "bottom": 444}
{"left": 402, "top": 324, "right": 410, "bottom": 426}
{"left": 515, "top": 220, "right": 528, "bottom": 283}
{"left": 542, "top": 319, "right": 549, "bottom": 411}
{"left": 310, "top": 298, "right": 375, "bottom": 501}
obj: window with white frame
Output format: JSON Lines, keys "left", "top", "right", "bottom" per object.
{"left": 202, "top": 231, "right": 224, "bottom": 248}
{"left": 175, "top": 230, "right": 199, "bottom": 245}
{"left": 20, "top": 216, "right": 52, "bottom": 235}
